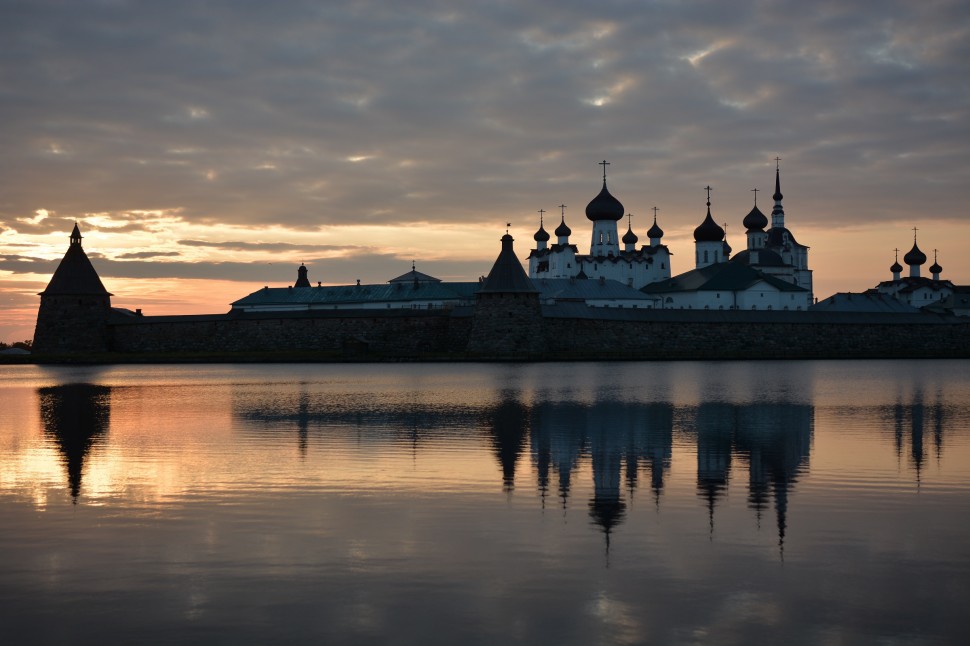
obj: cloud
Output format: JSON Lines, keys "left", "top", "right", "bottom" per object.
{"left": 0, "top": 0, "right": 966, "bottom": 237}
{"left": 177, "top": 240, "right": 360, "bottom": 254}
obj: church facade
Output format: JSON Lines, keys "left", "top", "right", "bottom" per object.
{"left": 528, "top": 162, "right": 814, "bottom": 311}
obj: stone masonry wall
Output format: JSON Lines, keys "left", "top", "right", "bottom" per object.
{"left": 100, "top": 306, "right": 970, "bottom": 360}
{"left": 542, "top": 317, "right": 970, "bottom": 359}
{"left": 110, "top": 311, "right": 468, "bottom": 356}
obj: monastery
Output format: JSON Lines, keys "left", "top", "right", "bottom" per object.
{"left": 30, "top": 161, "right": 970, "bottom": 360}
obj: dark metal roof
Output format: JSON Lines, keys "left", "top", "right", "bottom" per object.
{"left": 765, "top": 226, "right": 807, "bottom": 249}
{"left": 647, "top": 219, "right": 664, "bottom": 239}
{"left": 693, "top": 207, "right": 724, "bottom": 242}
{"left": 742, "top": 205, "right": 768, "bottom": 232}
{"left": 642, "top": 261, "right": 806, "bottom": 294}
{"left": 903, "top": 242, "right": 927, "bottom": 266}
{"left": 810, "top": 292, "right": 921, "bottom": 313}
{"left": 533, "top": 224, "right": 550, "bottom": 242}
{"left": 479, "top": 234, "right": 537, "bottom": 293}
{"left": 622, "top": 225, "right": 638, "bottom": 244}
{"left": 532, "top": 278, "right": 654, "bottom": 302}
{"left": 555, "top": 216, "right": 572, "bottom": 237}
{"left": 585, "top": 182, "right": 624, "bottom": 222}
{"left": 730, "top": 248, "right": 786, "bottom": 267}
{"left": 41, "top": 228, "right": 111, "bottom": 296}
{"left": 232, "top": 281, "right": 479, "bottom": 308}
{"left": 388, "top": 269, "right": 441, "bottom": 284}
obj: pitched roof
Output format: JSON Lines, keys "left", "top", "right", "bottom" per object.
{"left": 388, "top": 269, "right": 441, "bottom": 284}
{"left": 231, "top": 281, "right": 479, "bottom": 308}
{"left": 479, "top": 234, "right": 537, "bottom": 293}
{"left": 810, "top": 292, "right": 921, "bottom": 313}
{"left": 41, "top": 234, "right": 110, "bottom": 296}
{"left": 641, "top": 261, "right": 806, "bottom": 294}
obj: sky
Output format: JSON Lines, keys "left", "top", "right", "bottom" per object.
{"left": 2, "top": 0, "right": 969, "bottom": 342}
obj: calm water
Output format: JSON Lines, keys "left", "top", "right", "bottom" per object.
{"left": 1, "top": 361, "right": 969, "bottom": 644}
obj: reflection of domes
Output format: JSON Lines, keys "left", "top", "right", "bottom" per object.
{"left": 903, "top": 243, "right": 926, "bottom": 266}
{"left": 586, "top": 183, "right": 625, "bottom": 221}
{"left": 622, "top": 226, "right": 638, "bottom": 244}
{"left": 694, "top": 208, "right": 725, "bottom": 242}
{"left": 533, "top": 224, "right": 550, "bottom": 242}
{"left": 742, "top": 205, "right": 768, "bottom": 232}
{"left": 555, "top": 217, "right": 571, "bottom": 238}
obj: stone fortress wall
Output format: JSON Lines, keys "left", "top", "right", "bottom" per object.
{"left": 93, "top": 304, "right": 970, "bottom": 360}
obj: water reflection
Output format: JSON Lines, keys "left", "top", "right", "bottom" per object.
{"left": 28, "top": 371, "right": 961, "bottom": 553}
{"left": 6, "top": 363, "right": 969, "bottom": 644}
{"left": 38, "top": 384, "right": 111, "bottom": 501}
{"left": 229, "top": 387, "right": 817, "bottom": 553}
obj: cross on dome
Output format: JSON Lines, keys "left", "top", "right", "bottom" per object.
{"left": 599, "top": 160, "right": 610, "bottom": 183}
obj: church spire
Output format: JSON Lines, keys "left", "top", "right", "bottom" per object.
{"left": 771, "top": 158, "right": 785, "bottom": 229}
{"left": 70, "top": 222, "right": 82, "bottom": 247}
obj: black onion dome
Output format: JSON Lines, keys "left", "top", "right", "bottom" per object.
{"left": 533, "top": 224, "right": 550, "bottom": 242}
{"left": 585, "top": 182, "right": 625, "bottom": 221}
{"left": 647, "top": 220, "right": 664, "bottom": 239}
{"left": 742, "top": 205, "right": 768, "bottom": 232}
{"left": 890, "top": 260, "right": 903, "bottom": 274}
{"left": 693, "top": 208, "right": 725, "bottom": 242}
{"left": 622, "top": 226, "right": 638, "bottom": 244}
{"left": 930, "top": 261, "right": 942, "bottom": 274}
{"left": 555, "top": 216, "right": 571, "bottom": 237}
{"left": 903, "top": 242, "right": 926, "bottom": 266}
{"left": 722, "top": 240, "right": 732, "bottom": 255}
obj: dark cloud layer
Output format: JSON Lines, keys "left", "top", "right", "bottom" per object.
{"left": 1, "top": 0, "right": 967, "bottom": 238}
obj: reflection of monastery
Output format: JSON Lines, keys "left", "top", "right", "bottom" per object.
{"left": 44, "top": 381, "right": 947, "bottom": 553}
{"left": 32, "top": 161, "right": 970, "bottom": 358}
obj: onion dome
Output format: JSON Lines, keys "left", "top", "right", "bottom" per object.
{"left": 585, "top": 181, "right": 625, "bottom": 221}
{"left": 693, "top": 206, "right": 725, "bottom": 242}
{"left": 647, "top": 218, "right": 664, "bottom": 239}
{"left": 533, "top": 223, "right": 549, "bottom": 242}
{"left": 742, "top": 205, "right": 768, "bottom": 232}
{"left": 622, "top": 225, "right": 638, "bottom": 245}
{"left": 890, "top": 260, "right": 903, "bottom": 274}
{"left": 722, "top": 240, "right": 732, "bottom": 256}
{"left": 930, "top": 260, "right": 942, "bottom": 275}
{"left": 903, "top": 242, "right": 926, "bottom": 266}
{"left": 555, "top": 216, "right": 571, "bottom": 238}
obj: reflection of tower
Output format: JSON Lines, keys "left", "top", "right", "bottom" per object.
{"left": 529, "top": 409, "right": 552, "bottom": 507}
{"left": 485, "top": 398, "right": 530, "bottom": 494}
{"left": 587, "top": 403, "right": 627, "bottom": 553}
{"left": 537, "top": 402, "right": 587, "bottom": 508}
{"left": 910, "top": 391, "right": 925, "bottom": 486}
{"left": 642, "top": 404, "right": 674, "bottom": 506}
{"left": 694, "top": 403, "right": 735, "bottom": 537}
{"left": 297, "top": 386, "right": 310, "bottom": 457}
{"left": 932, "top": 392, "right": 945, "bottom": 462}
{"left": 39, "top": 384, "right": 111, "bottom": 501}
{"left": 735, "top": 403, "right": 813, "bottom": 559}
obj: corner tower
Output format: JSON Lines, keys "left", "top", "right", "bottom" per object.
{"left": 468, "top": 231, "right": 545, "bottom": 356}
{"left": 33, "top": 224, "right": 113, "bottom": 354}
